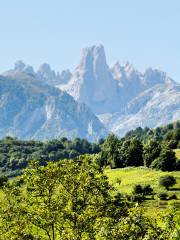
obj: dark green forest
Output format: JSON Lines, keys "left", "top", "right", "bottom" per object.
{"left": 0, "top": 137, "right": 100, "bottom": 176}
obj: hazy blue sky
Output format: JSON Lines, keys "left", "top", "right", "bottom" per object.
{"left": 1, "top": 0, "right": 180, "bottom": 81}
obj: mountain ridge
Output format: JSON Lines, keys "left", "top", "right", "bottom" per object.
{"left": 2, "top": 44, "right": 180, "bottom": 137}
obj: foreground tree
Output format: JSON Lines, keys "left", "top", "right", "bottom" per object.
{"left": 0, "top": 155, "right": 127, "bottom": 239}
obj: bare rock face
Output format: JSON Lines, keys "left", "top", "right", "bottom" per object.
{"left": 99, "top": 81, "right": 180, "bottom": 137}
{"left": 0, "top": 73, "right": 107, "bottom": 141}
{"left": 36, "top": 64, "right": 72, "bottom": 85}
{"left": 58, "top": 45, "right": 120, "bottom": 114}
{"left": 57, "top": 45, "right": 180, "bottom": 136}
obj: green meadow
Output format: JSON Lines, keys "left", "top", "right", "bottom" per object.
{"left": 106, "top": 167, "right": 180, "bottom": 218}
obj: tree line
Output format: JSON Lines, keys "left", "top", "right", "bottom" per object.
{"left": 0, "top": 120, "right": 179, "bottom": 177}
{"left": 100, "top": 133, "right": 179, "bottom": 171}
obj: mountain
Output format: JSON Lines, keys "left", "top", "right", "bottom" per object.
{"left": 58, "top": 45, "right": 120, "bottom": 114}
{"left": 2, "top": 45, "right": 180, "bottom": 137}
{"left": 57, "top": 45, "right": 174, "bottom": 114}
{"left": 3, "top": 61, "right": 72, "bottom": 86}
{"left": 0, "top": 73, "right": 107, "bottom": 141}
{"left": 56, "top": 45, "right": 180, "bottom": 136}
{"left": 37, "top": 63, "right": 72, "bottom": 85}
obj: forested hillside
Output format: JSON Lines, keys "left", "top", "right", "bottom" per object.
{"left": 0, "top": 121, "right": 179, "bottom": 177}
{"left": 0, "top": 137, "right": 100, "bottom": 176}
{"left": 125, "top": 120, "right": 180, "bottom": 146}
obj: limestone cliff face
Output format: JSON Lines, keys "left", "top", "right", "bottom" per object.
{"left": 59, "top": 45, "right": 120, "bottom": 114}
{"left": 0, "top": 73, "right": 107, "bottom": 141}
{"left": 58, "top": 45, "right": 176, "bottom": 113}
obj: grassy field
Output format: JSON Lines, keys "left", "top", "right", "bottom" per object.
{"left": 106, "top": 167, "right": 180, "bottom": 218}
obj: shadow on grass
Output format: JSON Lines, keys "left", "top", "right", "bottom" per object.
{"left": 169, "top": 188, "right": 180, "bottom": 191}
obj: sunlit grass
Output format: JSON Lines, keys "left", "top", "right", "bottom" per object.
{"left": 106, "top": 167, "right": 180, "bottom": 218}
{"left": 174, "top": 149, "right": 180, "bottom": 159}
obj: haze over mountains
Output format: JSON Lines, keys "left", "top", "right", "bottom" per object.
{"left": 1, "top": 44, "right": 180, "bottom": 139}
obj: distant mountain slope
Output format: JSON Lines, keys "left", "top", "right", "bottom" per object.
{"left": 0, "top": 73, "right": 107, "bottom": 141}
{"left": 98, "top": 81, "right": 180, "bottom": 136}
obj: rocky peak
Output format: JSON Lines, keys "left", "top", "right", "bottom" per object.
{"left": 143, "top": 68, "right": 172, "bottom": 86}
{"left": 111, "top": 61, "right": 124, "bottom": 81}
{"left": 5, "top": 60, "right": 35, "bottom": 76}
{"left": 58, "top": 45, "right": 120, "bottom": 114}
{"left": 24, "top": 65, "right": 35, "bottom": 75}
{"left": 37, "top": 63, "right": 58, "bottom": 84}
{"left": 78, "top": 44, "right": 108, "bottom": 77}
{"left": 14, "top": 60, "right": 26, "bottom": 71}
{"left": 38, "top": 63, "right": 56, "bottom": 78}
{"left": 37, "top": 64, "right": 72, "bottom": 85}
{"left": 58, "top": 69, "right": 72, "bottom": 84}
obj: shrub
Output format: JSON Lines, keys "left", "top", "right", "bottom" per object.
{"left": 143, "top": 185, "right": 153, "bottom": 195}
{"left": 0, "top": 175, "right": 8, "bottom": 188}
{"left": 133, "top": 184, "right": 153, "bottom": 200}
{"left": 158, "top": 192, "right": 168, "bottom": 200}
{"left": 116, "top": 177, "right": 122, "bottom": 185}
{"left": 168, "top": 194, "right": 177, "bottom": 200}
{"left": 131, "top": 194, "right": 144, "bottom": 203}
{"left": 133, "top": 184, "right": 143, "bottom": 195}
{"left": 159, "top": 175, "right": 176, "bottom": 190}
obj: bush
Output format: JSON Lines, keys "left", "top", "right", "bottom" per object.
{"left": 143, "top": 185, "right": 153, "bottom": 195}
{"left": 158, "top": 192, "right": 168, "bottom": 200}
{"left": 0, "top": 175, "right": 8, "bottom": 188}
{"left": 133, "top": 184, "right": 153, "bottom": 198}
{"left": 168, "top": 194, "right": 177, "bottom": 200}
{"left": 116, "top": 177, "right": 122, "bottom": 185}
{"left": 159, "top": 175, "right": 176, "bottom": 190}
{"left": 133, "top": 185, "right": 143, "bottom": 195}
{"left": 131, "top": 194, "right": 144, "bottom": 203}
